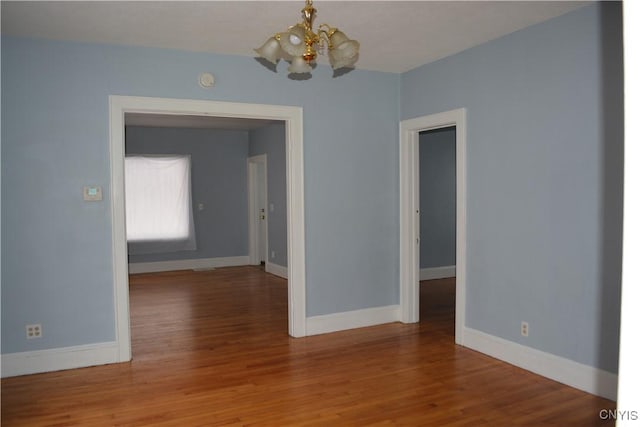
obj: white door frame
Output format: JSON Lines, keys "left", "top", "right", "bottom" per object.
{"left": 399, "top": 108, "right": 467, "bottom": 345}
{"left": 109, "top": 96, "right": 307, "bottom": 362}
{"left": 248, "top": 154, "right": 268, "bottom": 265}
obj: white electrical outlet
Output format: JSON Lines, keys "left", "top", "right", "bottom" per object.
{"left": 26, "top": 324, "right": 42, "bottom": 339}
{"left": 271, "top": 251, "right": 276, "bottom": 259}
{"left": 521, "top": 321, "right": 529, "bottom": 337}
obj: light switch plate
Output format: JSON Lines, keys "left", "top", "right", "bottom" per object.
{"left": 83, "top": 186, "right": 103, "bottom": 201}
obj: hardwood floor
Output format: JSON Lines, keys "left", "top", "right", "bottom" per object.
{"left": 2, "top": 267, "right": 615, "bottom": 426}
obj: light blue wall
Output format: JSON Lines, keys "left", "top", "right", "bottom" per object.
{"left": 419, "top": 127, "right": 456, "bottom": 269}
{"left": 402, "top": 3, "right": 623, "bottom": 373}
{"left": 125, "top": 126, "right": 249, "bottom": 263}
{"left": 1, "top": 35, "right": 399, "bottom": 353}
{"left": 0, "top": 2, "right": 623, "bottom": 377}
{"left": 249, "top": 122, "right": 287, "bottom": 267}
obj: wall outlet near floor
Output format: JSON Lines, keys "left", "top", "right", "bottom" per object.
{"left": 26, "top": 324, "right": 42, "bottom": 339}
{"left": 521, "top": 321, "right": 529, "bottom": 337}
{"left": 271, "top": 251, "right": 276, "bottom": 259}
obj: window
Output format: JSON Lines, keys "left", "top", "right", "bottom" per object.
{"left": 125, "top": 155, "right": 196, "bottom": 254}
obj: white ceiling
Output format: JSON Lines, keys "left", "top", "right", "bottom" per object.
{"left": 2, "top": 1, "right": 589, "bottom": 74}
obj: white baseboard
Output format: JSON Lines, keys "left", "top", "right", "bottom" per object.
{"left": 463, "top": 327, "right": 618, "bottom": 401}
{"left": 306, "top": 305, "right": 400, "bottom": 336}
{"left": 1, "top": 342, "right": 120, "bottom": 378}
{"left": 265, "top": 262, "right": 288, "bottom": 279}
{"left": 128, "top": 256, "right": 250, "bottom": 274}
{"left": 420, "top": 265, "right": 456, "bottom": 281}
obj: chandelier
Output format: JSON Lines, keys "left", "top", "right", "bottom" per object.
{"left": 254, "top": 0, "right": 360, "bottom": 75}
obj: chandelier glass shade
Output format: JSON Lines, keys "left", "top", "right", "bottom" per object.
{"left": 254, "top": 0, "right": 360, "bottom": 75}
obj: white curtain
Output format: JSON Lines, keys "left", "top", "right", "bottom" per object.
{"left": 125, "top": 155, "right": 196, "bottom": 254}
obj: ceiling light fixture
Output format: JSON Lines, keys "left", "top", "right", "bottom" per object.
{"left": 254, "top": 0, "right": 360, "bottom": 76}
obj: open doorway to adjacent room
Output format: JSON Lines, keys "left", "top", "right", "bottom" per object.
{"left": 121, "top": 114, "right": 290, "bottom": 358}
{"left": 418, "top": 126, "right": 456, "bottom": 336}
{"left": 109, "top": 97, "right": 307, "bottom": 363}
{"left": 399, "top": 108, "right": 467, "bottom": 344}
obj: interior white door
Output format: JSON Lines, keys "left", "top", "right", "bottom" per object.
{"left": 257, "top": 161, "right": 268, "bottom": 263}
{"left": 248, "top": 154, "right": 268, "bottom": 265}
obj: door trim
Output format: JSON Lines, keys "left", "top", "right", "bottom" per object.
{"left": 399, "top": 108, "right": 467, "bottom": 345}
{"left": 248, "top": 154, "right": 268, "bottom": 265}
{"left": 109, "top": 96, "right": 307, "bottom": 361}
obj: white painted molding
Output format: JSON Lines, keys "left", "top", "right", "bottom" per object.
{"left": 463, "top": 327, "right": 618, "bottom": 401}
{"left": 1, "top": 342, "right": 119, "bottom": 378}
{"left": 109, "top": 96, "right": 132, "bottom": 363}
{"left": 284, "top": 109, "right": 306, "bottom": 337}
{"left": 306, "top": 305, "right": 400, "bottom": 336}
{"left": 617, "top": 1, "right": 640, "bottom": 417}
{"left": 128, "top": 256, "right": 250, "bottom": 274}
{"left": 265, "top": 262, "right": 288, "bottom": 279}
{"left": 420, "top": 265, "right": 456, "bottom": 281}
{"left": 110, "top": 96, "right": 306, "bottom": 348}
{"left": 399, "top": 108, "right": 467, "bottom": 345}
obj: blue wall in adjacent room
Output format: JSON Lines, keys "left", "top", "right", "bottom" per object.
{"left": 125, "top": 126, "right": 250, "bottom": 263}
{"left": 249, "top": 122, "right": 287, "bottom": 268}
{"left": 401, "top": 2, "right": 623, "bottom": 373}
{"left": 419, "top": 127, "right": 456, "bottom": 269}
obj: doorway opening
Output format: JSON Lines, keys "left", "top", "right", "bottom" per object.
{"left": 109, "top": 96, "right": 307, "bottom": 362}
{"left": 399, "top": 108, "right": 467, "bottom": 345}
{"left": 418, "top": 127, "right": 457, "bottom": 336}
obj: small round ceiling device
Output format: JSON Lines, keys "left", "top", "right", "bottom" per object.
{"left": 198, "top": 72, "right": 215, "bottom": 88}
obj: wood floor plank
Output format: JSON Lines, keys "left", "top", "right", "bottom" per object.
{"left": 2, "top": 267, "right": 615, "bottom": 426}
